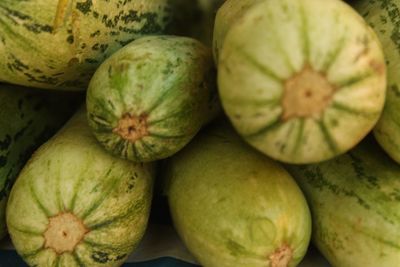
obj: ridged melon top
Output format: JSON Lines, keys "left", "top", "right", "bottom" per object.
{"left": 87, "top": 35, "right": 219, "bottom": 162}
{"left": 6, "top": 107, "right": 155, "bottom": 267}
{"left": 217, "top": 0, "right": 386, "bottom": 164}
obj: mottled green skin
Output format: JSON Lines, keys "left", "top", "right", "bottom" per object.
{"left": 87, "top": 36, "right": 219, "bottom": 162}
{"left": 216, "top": 0, "right": 386, "bottom": 164}
{"left": 352, "top": 0, "right": 400, "bottom": 163}
{"left": 6, "top": 108, "right": 155, "bottom": 267}
{"left": 0, "top": 84, "right": 79, "bottom": 240}
{"left": 288, "top": 138, "right": 400, "bottom": 267}
{"left": 0, "top": 0, "right": 172, "bottom": 90}
{"left": 165, "top": 122, "right": 311, "bottom": 267}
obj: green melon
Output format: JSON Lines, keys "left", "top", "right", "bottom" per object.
{"left": 6, "top": 107, "right": 155, "bottom": 267}
{"left": 0, "top": 83, "right": 79, "bottom": 240}
{"left": 288, "top": 138, "right": 400, "bottom": 267}
{"left": 0, "top": 0, "right": 172, "bottom": 90}
{"left": 213, "top": 0, "right": 262, "bottom": 62}
{"left": 87, "top": 35, "right": 219, "bottom": 162}
{"left": 352, "top": 0, "right": 400, "bottom": 163}
{"left": 165, "top": 121, "right": 311, "bottom": 267}
{"left": 215, "top": 0, "right": 386, "bottom": 164}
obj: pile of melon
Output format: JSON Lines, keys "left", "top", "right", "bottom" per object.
{"left": 1, "top": 0, "right": 400, "bottom": 266}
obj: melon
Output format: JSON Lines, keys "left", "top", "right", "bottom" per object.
{"left": 0, "top": 0, "right": 172, "bottom": 90}
{"left": 6, "top": 107, "right": 155, "bottom": 267}
{"left": 215, "top": 0, "right": 386, "bottom": 163}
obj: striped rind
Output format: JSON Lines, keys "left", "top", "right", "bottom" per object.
{"left": 6, "top": 107, "right": 155, "bottom": 267}
{"left": 166, "top": 122, "right": 311, "bottom": 267}
{"left": 87, "top": 36, "right": 219, "bottom": 162}
{"left": 217, "top": 0, "right": 386, "bottom": 164}
{"left": 0, "top": 0, "right": 172, "bottom": 90}
{"left": 288, "top": 139, "right": 400, "bottom": 267}
{"left": 352, "top": 0, "right": 400, "bottom": 163}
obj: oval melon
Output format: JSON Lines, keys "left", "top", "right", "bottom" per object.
{"left": 288, "top": 138, "right": 400, "bottom": 267}
{"left": 165, "top": 121, "right": 311, "bottom": 267}
{"left": 87, "top": 36, "right": 219, "bottom": 162}
{"left": 6, "top": 107, "right": 155, "bottom": 267}
{"left": 0, "top": 83, "right": 79, "bottom": 240}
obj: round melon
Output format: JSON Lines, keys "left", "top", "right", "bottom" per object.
{"left": 165, "top": 121, "right": 311, "bottom": 267}
{"left": 86, "top": 36, "right": 219, "bottom": 162}
{"left": 215, "top": 0, "right": 386, "bottom": 164}
{"left": 0, "top": 0, "right": 172, "bottom": 90}
{"left": 6, "top": 107, "right": 155, "bottom": 267}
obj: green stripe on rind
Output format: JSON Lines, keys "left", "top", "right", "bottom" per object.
{"left": 80, "top": 164, "right": 122, "bottom": 221}
{"left": 331, "top": 102, "right": 379, "bottom": 118}
{"left": 265, "top": 7, "right": 295, "bottom": 74}
{"left": 225, "top": 98, "right": 281, "bottom": 108}
{"left": 147, "top": 108, "right": 190, "bottom": 126}
{"left": 21, "top": 248, "right": 42, "bottom": 259}
{"left": 56, "top": 166, "right": 63, "bottom": 213}
{"left": 334, "top": 71, "right": 373, "bottom": 89}
{"left": 112, "top": 140, "right": 126, "bottom": 159}
{"left": 234, "top": 46, "right": 283, "bottom": 82}
{"left": 115, "top": 79, "right": 128, "bottom": 113}
{"left": 130, "top": 144, "right": 141, "bottom": 162}
{"left": 73, "top": 251, "right": 86, "bottom": 267}
{"left": 321, "top": 35, "right": 346, "bottom": 73}
{"left": 87, "top": 199, "right": 146, "bottom": 230}
{"left": 292, "top": 118, "right": 305, "bottom": 155}
{"left": 8, "top": 225, "right": 42, "bottom": 236}
{"left": 145, "top": 76, "right": 184, "bottom": 115}
{"left": 244, "top": 116, "right": 283, "bottom": 138}
{"left": 88, "top": 113, "right": 113, "bottom": 130}
{"left": 82, "top": 239, "right": 132, "bottom": 252}
{"left": 54, "top": 255, "right": 61, "bottom": 267}
{"left": 116, "top": 141, "right": 141, "bottom": 161}
{"left": 29, "top": 178, "right": 52, "bottom": 217}
{"left": 138, "top": 140, "right": 155, "bottom": 156}
{"left": 299, "top": 2, "right": 310, "bottom": 63}
{"left": 69, "top": 164, "right": 92, "bottom": 212}
{"left": 317, "top": 120, "right": 338, "bottom": 154}
{"left": 147, "top": 132, "right": 188, "bottom": 140}
{"left": 120, "top": 141, "right": 130, "bottom": 160}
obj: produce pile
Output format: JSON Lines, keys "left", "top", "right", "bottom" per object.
{"left": 0, "top": 0, "right": 399, "bottom": 266}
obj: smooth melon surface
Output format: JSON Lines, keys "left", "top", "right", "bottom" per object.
{"left": 166, "top": 121, "right": 311, "bottom": 267}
